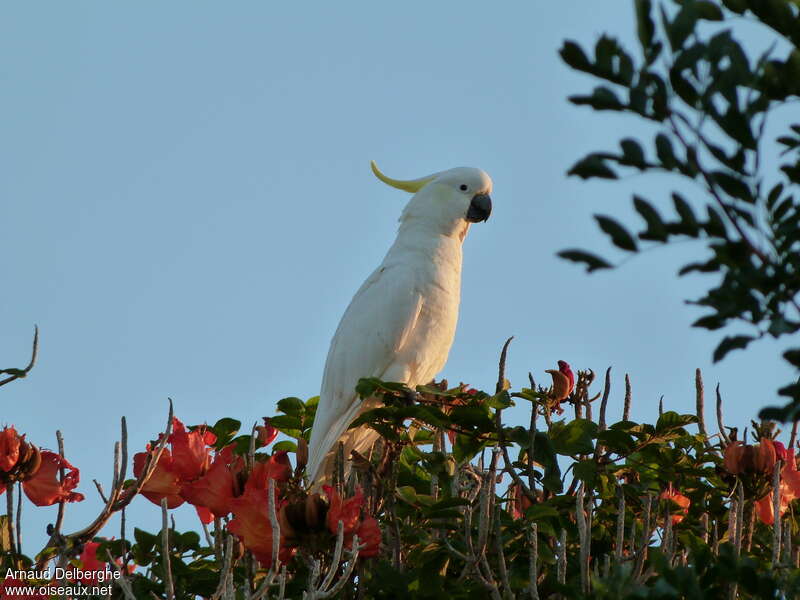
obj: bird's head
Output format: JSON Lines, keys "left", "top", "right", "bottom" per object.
{"left": 371, "top": 161, "right": 492, "bottom": 237}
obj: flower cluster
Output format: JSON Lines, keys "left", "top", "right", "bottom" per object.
{"left": 133, "top": 417, "right": 381, "bottom": 567}
{"left": 0, "top": 426, "right": 84, "bottom": 506}
{"left": 134, "top": 417, "right": 287, "bottom": 524}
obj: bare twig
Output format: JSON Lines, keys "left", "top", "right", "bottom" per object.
{"left": 268, "top": 478, "right": 281, "bottom": 573}
{"left": 615, "top": 485, "right": 626, "bottom": 560}
{"left": 623, "top": 374, "right": 632, "bottom": 421}
{"left": 493, "top": 506, "right": 512, "bottom": 599}
{"left": 695, "top": 369, "right": 709, "bottom": 440}
{"left": 634, "top": 495, "right": 652, "bottom": 581}
{"left": 598, "top": 367, "right": 612, "bottom": 431}
{"left": 528, "top": 522, "right": 540, "bottom": 600}
{"left": 576, "top": 484, "right": 589, "bottom": 594}
{"left": 772, "top": 460, "right": 783, "bottom": 567}
{"left": 5, "top": 483, "right": 15, "bottom": 554}
{"left": 106, "top": 549, "right": 137, "bottom": 600}
{"left": 161, "top": 499, "right": 175, "bottom": 600}
{"left": 210, "top": 536, "right": 235, "bottom": 600}
{"left": 93, "top": 480, "right": 109, "bottom": 504}
{"left": 15, "top": 483, "right": 22, "bottom": 555}
{"left": 0, "top": 325, "right": 39, "bottom": 388}
{"left": 62, "top": 400, "right": 174, "bottom": 545}
{"left": 496, "top": 337, "right": 513, "bottom": 394}
{"left": 557, "top": 529, "right": 567, "bottom": 586}
{"left": 320, "top": 521, "right": 345, "bottom": 594}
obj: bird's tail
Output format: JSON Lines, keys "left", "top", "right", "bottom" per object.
{"left": 306, "top": 397, "right": 381, "bottom": 487}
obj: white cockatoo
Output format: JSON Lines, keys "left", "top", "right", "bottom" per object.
{"left": 306, "top": 161, "right": 493, "bottom": 485}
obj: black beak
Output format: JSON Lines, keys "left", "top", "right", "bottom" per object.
{"left": 466, "top": 193, "right": 492, "bottom": 223}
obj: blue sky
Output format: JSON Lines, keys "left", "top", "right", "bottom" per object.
{"left": 1, "top": 3, "right": 793, "bottom": 551}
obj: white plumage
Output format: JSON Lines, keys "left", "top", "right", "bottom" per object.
{"left": 306, "top": 161, "right": 493, "bottom": 485}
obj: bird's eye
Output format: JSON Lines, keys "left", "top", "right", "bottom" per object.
{"left": 459, "top": 184, "right": 468, "bottom": 191}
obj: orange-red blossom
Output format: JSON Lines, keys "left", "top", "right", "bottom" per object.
{"left": 723, "top": 437, "right": 779, "bottom": 476}
{"left": 660, "top": 485, "right": 691, "bottom": 525}
{"left": 226, "top": 454, "right": 294, "bottom": 566}
{"left": 755, "top": 446, "right": 800, "bottom": 525}
{"left": 323, "top": 486, "right": 381, "bottom": 557}
{"left": 0, "top": 426, "right": 84, "bottom": 506}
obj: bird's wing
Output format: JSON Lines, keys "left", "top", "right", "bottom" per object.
{"left": 307, "top": 261, "right": 423, "bottom": 481}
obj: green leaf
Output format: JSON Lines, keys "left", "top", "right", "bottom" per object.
{"left": 211, "top": 417, "right": 241, "bottom": 439}
{"left": 633, "top": 195, "right": 668, "bottom": 241}
{"left": 134, "top": 527, "right": 157, "bottom": 553}
{"left": 453, "top": 433, "right": 487, "bottom": 463}
{"left": 712, "top": 172, "right": 753, "bottom": 202}
{"left": 783, "top": 349, "right": 800, "bottom": 368}
{"left": 672, "top": 193, "right": 700, "bottom": 237}
{"left": 596, "top": 215, "right": 638, "bottom": 251}
{"left": 522, "top": 504, "right": 560, "bottom": 520}
{"left": 272, "top": 440, "right": 297, "bottom": 452}
{"left": 551, "top": 419, "right": 598, "bottom": 455}
{"left": 655, "top": 133, "right": 678, "bottom": 169}
{"left": 277, "top": 397, "right": 305, "bottom": 416}
{"left": 396, "top": 486, "right": 419, "bottom": 505}
{"left": 569, "top": 86, "right": 625, "bottom": 110}
{"left": 664, "top": 4, "right": 699, "bottom": 51}
{"left": 712, "top": 335, "right": 754, "bottom": 362}
{"left": 597, "top": 428, "right": 636, "bottom": 453}
{"left": 269, "top": 415, "right": 303, "bottom": 431}
{"left": 634, "top": 0, "right": 655, "bottom": 51}
{"left": 695, "top": 1, "right": 724, "bottom": 21}
{"left": 568, "top": 155, "right": 617, "bottom": 179}
{"left": 559, "top": 41, "right": 592, "bottom": 72}
{"left": 557, "top": 249, "right": 613, "bottom": 273}
{"left": 573, "top": 459, "right": 598, "bottom": 485}
{"left": 693, "top": 314, "right": 726, "bottom": 330}
{"left": 704, "top": 206, "right": 728, "bottom": 238}
{"left": 620, "top": 138, "right": 647, "bottom": 168}
{"left": 656, "top": 411, "right": 697, "bottom": 433}
{"left": 486, "top": 390, "right": 514, "bottom": 409}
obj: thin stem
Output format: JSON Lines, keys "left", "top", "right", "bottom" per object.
{"left": 623, "top": 374, "right": 632, "bottom": 421}
{"left": 6, "top": 483, "right": 15, "bottom": 554}
{"left": 161, "top": 498, "right": 175, "bottom": 600}
{"left": 0, "top": 325, "right": 39, "bottom": 388}
{"left": 695, "top": 369, "right": 709, "bottom": 440}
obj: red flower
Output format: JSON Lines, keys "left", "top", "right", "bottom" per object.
{"left": 544, "top": 360, "right": 575, "bottom": 414}
{"left": 133, "top": 417, "right": 217, "bottom": 510}
{"left": 322, "top": 486, "right": 380, "bottom": 555}
{"left": 22, "top": 451, "right": 84, "bottom": 506}
{"left": 557, "top": 360, "right": 575, "bottom": 395}
{"left": 247, "top": 452, "right": 292, "bottom": 491}
{"left": 0, "top": 426, "right": 42, "bottom": 486}
{"left": 228, "top": 453, "right": 294, "bottom": 567}
{"left": 133, "top": 449, "right": 184, "bottom": 509}
{"left": 324, "top": 485, "right": 364, "bottom": 536}
{"left": 75, "top": 541, "right": 109, "bottom": 585}
{"left": 356, "top": 516, "right": 381, "bottom": 557}
{"left": 723, "top": 438, "right": 777, "bottom": 475}
{"left": 510, "top": 483, "right": 533, "bottom": 520}
{"left": 660, "top": 486, "right": 690, "bottom": 525}
{"left": 181, "top": 446, "right": 243, "bottom": 520}
{"left": 168, "top": 418, "right": 215, "bottom": 481}
{"left": 755, "top": 448, "right": 800, "bottom": 525}
{"left": 0, "top": 426, "right": 22, "bottom": 472}
{"left": 74, "top": 539, "right": 135, "bottom": 585}
{"left": 256, "top": 418, "right": 278, "bottom": 448}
